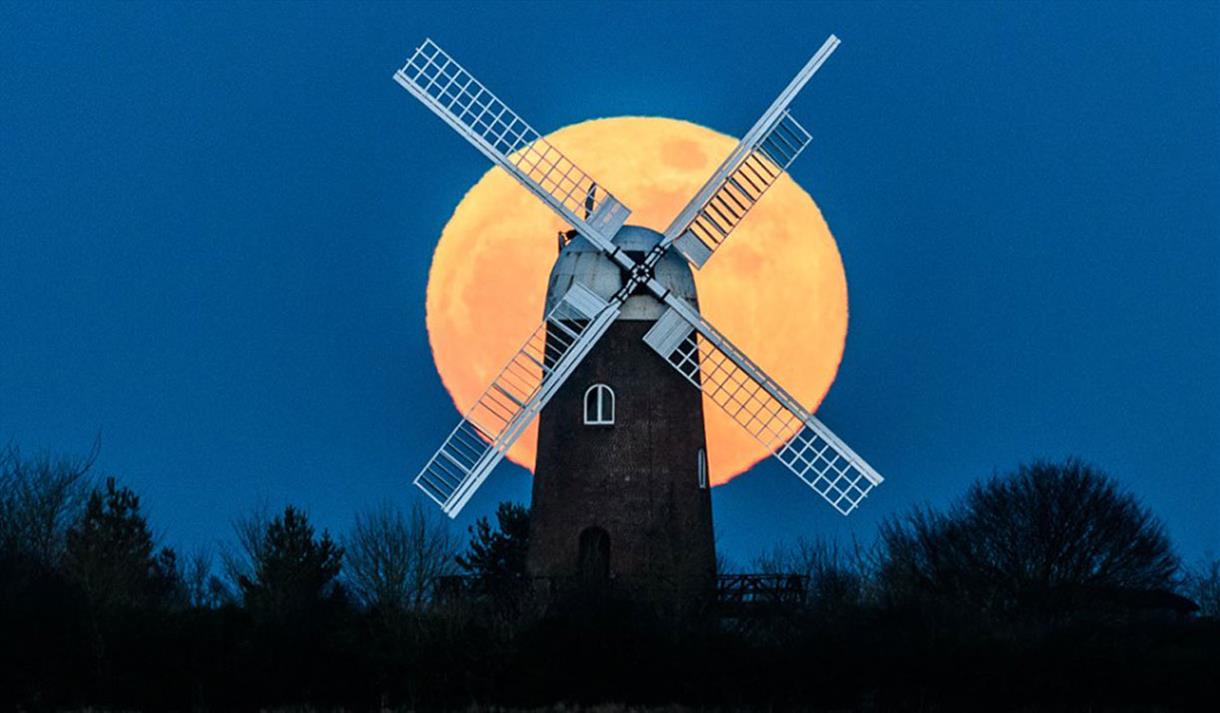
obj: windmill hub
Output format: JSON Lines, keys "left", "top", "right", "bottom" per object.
{"left": 628, "top": 260, "right": 654, "bottom": 285}
{"left": 546, "top": 225, "right": 698, "bottom": 320}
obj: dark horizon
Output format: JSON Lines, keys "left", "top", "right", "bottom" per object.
{"left": 3, "top": 444, "right": 1215, "bottom": 711}
{"left": 1, "top": 1, "right": 1217, "bottom": 568}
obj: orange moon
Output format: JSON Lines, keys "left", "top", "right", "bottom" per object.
{"left": 425, "top": 117, "right": 848, "bottom": 486}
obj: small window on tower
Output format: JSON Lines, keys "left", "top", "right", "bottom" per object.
{"left": 697, "top": 448, "right": 708, "bottom": 489}
{"left": 583, "top": 384, "right": 615, "bottom": 425}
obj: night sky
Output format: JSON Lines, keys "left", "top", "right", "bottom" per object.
{"left": 2, "top": 1, "right": 1217, "bottom": 567}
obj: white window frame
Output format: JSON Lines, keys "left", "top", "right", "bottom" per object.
{"left": 583, "top": 384, "right": 615, "bottom": 425}
{"left": 697, "top": 448, "right": 708, "bottom": 489}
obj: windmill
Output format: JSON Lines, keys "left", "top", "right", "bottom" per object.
{"left": 393, "top": 36, "right": 884, "bottom": 597}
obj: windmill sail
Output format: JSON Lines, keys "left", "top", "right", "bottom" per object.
{"left": 660, "top": 35, "right": 837, "bottom": 269}
{"left": 395, "top": 34, "right": 885, "bottom": 519}
{"left": 415, "top": 283, "right": 620, "bottom": 517}
{"left": 643, "top": 301, "right": 882, "bottom": 515}
{"left": 394, "top": 39, "right": 631, "bottom": 254}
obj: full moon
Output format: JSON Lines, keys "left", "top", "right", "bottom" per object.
{"left": 425, "top": 117, "right": 848, "bottom": 487}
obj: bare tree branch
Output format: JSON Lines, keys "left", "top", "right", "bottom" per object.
{"left": 344, "top": 500, "right": 457, "bottom": 613}
{"left": 0, "top": 442, "right": 95, "bottom": 566}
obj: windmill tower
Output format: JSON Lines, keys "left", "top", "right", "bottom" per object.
{"left": 528, "top": 225, "right": 715, "bottom": 606}
{"left": 394, "top": 35, "right": 885, "bottom": 605}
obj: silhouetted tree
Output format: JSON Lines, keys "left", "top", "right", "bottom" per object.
{"left": 0, "top": 441, "right": 94, "bottom": 566}
{"left": 879, "top": 459, "right": 1179, "bottom": 619}
{"left": 342, "top": 502, "right": 458, "bottom": 706}
{"left": 64, "top": 477, "right": 179, "bottom": 611}
{"left": 754, "top": 537, "right": 873, "bottom": 615}
{"left": 228, "top": 505, "right": 351, "bottom": 705}
{"left": 455, "top": 502, "right": 530, "bottom": 622}
{"left": 457, "top": 501, "right": 529, "bottom": 584}
{"left": 55, "top": 477, "right": 181, "bottom": 706}
{"left": 222, "top": 501, "right": 270, "bottom": 591}
{"left": 1185, "top": 557, "right": 1220, "bottom": 619}
{"left": 237, "top": 505, "right": 343, "bottom": 621}
{"left": 179, "top": 546, "right": 229, "bottom": 609}
{"left": 345, "top": 500, "right": 456, "bottom": 613}
{"left": 0, "top": 444, "right": 96, "bottom": 709}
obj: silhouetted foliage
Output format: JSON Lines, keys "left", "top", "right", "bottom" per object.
{"left": 879, "top": 459, "right": 1179, "bottom": 621}
{"left": 1, "top": 450, "right": 1216, "bottom": 713}
{"left": 453, "top": 501, "right": 532, "bottom": 623}
{"left": 237, "top": 505, "right": 343, "bottom": 620}
{"left": 0, "top": 441, "right": 94, "bottom": 566}
{"left": 65, "top": 477, "right": 180, "bottom": 612}
{"left": 222, "top": 501, "right": 270, "bottom": 590}
{"left": 0, "top": 444, "right": 96, "bottom": 709}
{"left": 754, "top": 536, "right": 874, "bottom": 616}
{"left": 457, "top": 501, "right": 530, "bottom": 583}
{"left": 345, "top": 500, "right": 456, "bottom": 613}
{"left": 229, "top": 505, "right": 353, "bottom": 706}
{"left": 179, "top": 546, "right": 229, "bottom": 609}
{"left": 1186, "top": 556, "right": 1220, "bottom": 619}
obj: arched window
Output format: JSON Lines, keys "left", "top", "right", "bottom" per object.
{"left": 697, "top": 448, "right": 708, "bottom": 489}
{"left": 583, "top": 384, "right": 615, "bottom": 425}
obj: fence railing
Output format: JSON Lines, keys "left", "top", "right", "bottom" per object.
{"left": 431, "top": 573, "right": 809, "bottom": 608}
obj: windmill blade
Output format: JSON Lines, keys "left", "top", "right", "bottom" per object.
{"left": 642, "top": 297, "right": 882, "bottom": 515}
{"left": 415, "top": 283, "right": 620, "bottom": 517}
{"left": 394, "top": 39, "right": 631, "bottom": 255}
{"left": 659, "top": 35, "right": 838, "bottom": 269}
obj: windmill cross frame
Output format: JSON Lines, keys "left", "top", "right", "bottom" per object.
{"left": 393, "top": 34, "right": 885, "bottom": 518}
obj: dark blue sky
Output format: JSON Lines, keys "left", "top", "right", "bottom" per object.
{"left": 2, "top": 1, "right": 1217, "bottom": 567}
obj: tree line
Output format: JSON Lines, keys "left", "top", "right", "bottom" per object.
{"left": 1, "top": 442, "right": 1216, "bottom": 711}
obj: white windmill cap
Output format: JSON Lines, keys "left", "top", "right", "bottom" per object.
{"left": 544, "top": 225, "right": 699, "bottom": 321}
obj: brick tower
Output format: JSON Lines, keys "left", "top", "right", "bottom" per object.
{"left": 526, "top": 225, "right": 716, "bottom": 609}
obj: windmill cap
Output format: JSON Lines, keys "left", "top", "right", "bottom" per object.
{"left": 544, "top": 225, "right": 699, "bottom": 321}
